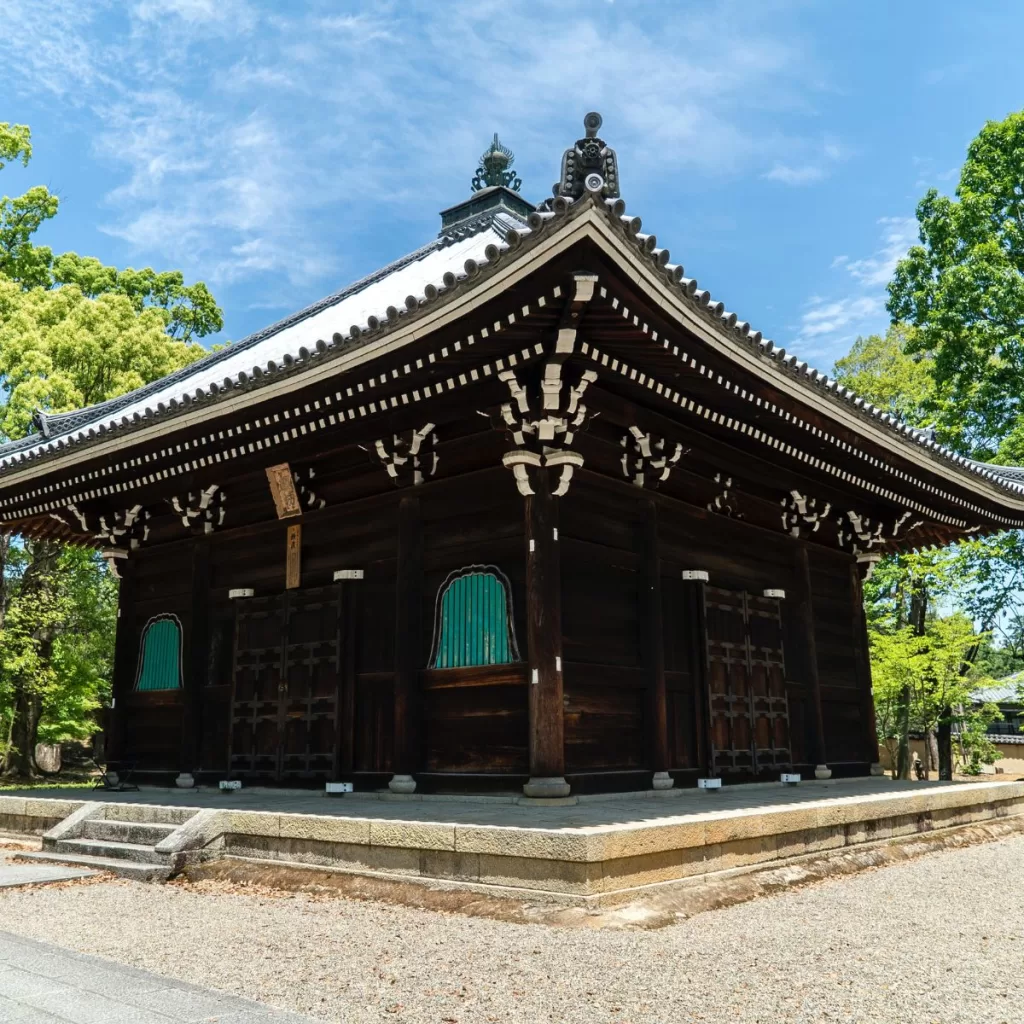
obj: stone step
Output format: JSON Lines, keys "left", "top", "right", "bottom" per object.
{"left": 100, "top": 804, "right": 197, "bottom": 826}
{"left": 14, "top": 851, "right": 172, "bottom": 882}
{"left": 49, "top": 838, "right": 169, "bottom": 866}
{"left": 80, "top": 819, "right": 178, "bottom": 845}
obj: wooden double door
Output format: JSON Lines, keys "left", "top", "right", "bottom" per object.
{"left": 703, "top": 586, "right": 793, "bottom": 775}
{"left": 229, "top": 585, "right": 351, "bottom": 781}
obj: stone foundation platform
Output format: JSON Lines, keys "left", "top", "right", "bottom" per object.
{"left": 3, "top": 778, "right": 1023, "bottom": 905}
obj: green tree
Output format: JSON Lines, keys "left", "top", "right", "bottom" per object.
{"left": 832, "top": 324, "right": 933, "bottom": 424}
{"left": 0, "top": 123, "right": 32, "bottom": 169}
{"left": 888, "top": 110, "right": 1024, "bottom": 457}
{"left": 51, "top": 253, "right": 223, "bottom": 342}
{"left": 0, "top": 121, "right": 219, "bottom": 776}
{"left": 0, "top": 277, "right": 205, "bottom": 439}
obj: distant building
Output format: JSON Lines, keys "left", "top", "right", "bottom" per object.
{"left": 974, "top": 678, "right": 1024, "bottom": 773}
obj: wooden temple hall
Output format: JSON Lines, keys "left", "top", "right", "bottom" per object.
{"left": 4, "top": 114, "right": 1024, "bottom": 798}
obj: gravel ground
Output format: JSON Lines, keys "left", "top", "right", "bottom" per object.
{"left": 1, "top": 837, "right": 1022, "bottom": 1024}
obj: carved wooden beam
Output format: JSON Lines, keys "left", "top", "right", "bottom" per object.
{"left": 780, "top": 489, "right": 832, "bottom": 538}
{"left": 707, "top": 473, "right": 742, "bottom": 519}
{"left": 169, "top": 485, "right": 225, "bottom": 535}
{"left": 620, "top": 427, "right": 686, "bottom": 489}
{"left": 367, "top": 423, "right": 438, "bottom": 487}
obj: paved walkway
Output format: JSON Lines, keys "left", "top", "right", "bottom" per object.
{"left": 0, "top": 930, "right": 318, "bottom": 1023}
{"left": 1, "top": 775, "right": 946, "bottom": 829}
{"left": 0, "top": 858, "right": 94, "bottom": 888}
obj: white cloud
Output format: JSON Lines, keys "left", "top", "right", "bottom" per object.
{"left": 0, "top": 0, "right": 845, "bottom": 325}
{"left": 842, "top": 216, "right": 918, "bottom": 287}
{"left": 763, "top": 163, "right": 826, "bottom": 185}
{"left": 761, "top": 136, "right": 849, "bottom": 187}
{"left": 799, "top": 295, "right": 883, "bottom": 339}
{"left": 792, "top": 216, "right": 919, "bottom": 363}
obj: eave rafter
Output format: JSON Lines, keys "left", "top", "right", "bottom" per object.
{"left": 567, "top": 280, "right": 1017, "bottom": 545}
{"left": 0, "top": 281, "right": 567, "bottom": 526}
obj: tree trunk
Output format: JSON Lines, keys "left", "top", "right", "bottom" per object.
{"left": 2, "top": 539, "right": 60, "bottom": 778}
{"left": 927, "top": 728, "right": 939, "bottom": 778}
{"left": 7, "top": 686, "right": 42, "bottom": 777}
{"left": 896, "top": 583, "right": 928, "bottom": 780}
{"left": 937, "top": 711, "right": 953, "bottom": 781}
{"left": 896, "top": 685, "right": 912, "bottom": 780}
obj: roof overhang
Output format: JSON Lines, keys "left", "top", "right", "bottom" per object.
{"left": 1, "top": 196, "right": 1022, "bottom": 523}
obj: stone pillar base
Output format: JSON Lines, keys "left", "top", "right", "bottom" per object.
{"left": 523, "top": 776, "right": 571, "bottom": 799}
{"left": 105, "top": 771, "right": 120, "bottom": 788}
{"left": 869, "top": 762, "right": 886, "bottom": 777}
{"left": 652, "top": 771, "right": 674, "bottom": 791}
{"left": 814, "top": 765, "right": 832, "bottom": 780}
{"left": 388, "top": 774, "right": 417, "bottom": 794}
{"left": 175, "top": 773, "right": 195, "bottom": 789}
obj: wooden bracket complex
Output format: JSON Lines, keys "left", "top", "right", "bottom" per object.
{"left": 499, "top": 273, "right": 598, "bottom": 501}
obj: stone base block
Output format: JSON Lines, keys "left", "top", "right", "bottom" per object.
{"left": 388, "top": 774, "right": 417, "bottom": 795}
{"left": 175, "top": 773, "right": 195, "bottom": 789}
{"left": 814, "top": 765, "right": 833, "bottom": 780}
{"left": 522, "top": 776, "right": 571, "bottom": 799}
{"left": 652, "top": 771, "right": 674, "bottom": 791}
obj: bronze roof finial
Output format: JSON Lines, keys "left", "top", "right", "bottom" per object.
{"left": 472, "top": 133, "right": 522, "bottom": 193}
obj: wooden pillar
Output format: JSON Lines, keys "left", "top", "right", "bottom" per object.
{"left": 523, "top": 467, "right": 569, "bottom": 798}
{"left": 178, "top": 537, "right": 210, "bottom": 787}
{"left": 796, "top": 544, "right": 828, "bottom": 771}
{"left": 681, "top": 572, "right": 714, "bottom": 777}
{"left": 390, "top": 495, "right": 423, "bottom": 793}
{"left": 337, "top": 572, "right": 360, "bottom": 779}
{"left": 105, "top": 558, "right": 137, "bottom": 770}
{"left": 639, "top": 500, "right": 672, "bottom": 789}
{"left": 851, "top": 559, "right": 883, "bottom": 772}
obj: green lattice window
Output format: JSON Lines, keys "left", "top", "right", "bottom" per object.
{"left": 134, "top": 614, "right": 183, "bottom": 691}
{"left": 430, "top": 566, "right": 520, "bottom": 669}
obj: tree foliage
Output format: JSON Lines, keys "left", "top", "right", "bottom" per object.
{"left": 888, "top": 111, "right": 1024, "bottom": 457}
{"left": 0, "top": 121, "right": 220, "bottom": 776}
{"left": 0, "top": 277, "right": 205, "bottom": 439}
{"left": 832, "top": 325, "right": 933, "bottom": 425}
{"left": 871, "top": 616, "right": 1001, "bottom": 777}
{"left": 835, "top": 318, "right": 1024, "bottom": 775}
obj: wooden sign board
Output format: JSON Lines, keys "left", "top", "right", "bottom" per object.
{"left": 266, "top": 463, "right": 302, "bottom": 519}
{"left": 286, "top": 523, "right": 302, "bottom": 590}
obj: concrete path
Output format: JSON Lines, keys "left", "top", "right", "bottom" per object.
{"left": 0, "top": 931, "right": 319, "bottom": 1023}
{"left": 1, "top": 775, "right": 938, "bottom": 829}
{"left": 0, "top": 847, "right": 96, "bottom": 888}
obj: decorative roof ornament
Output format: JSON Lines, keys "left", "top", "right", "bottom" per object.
{"left": 472, "top": 133, "right": 522, "bottom": 192}
{"left": 554, "top": 112, "right": 620, "bottom": 201}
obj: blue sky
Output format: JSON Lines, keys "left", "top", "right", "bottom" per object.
{"left": 2, "top": 0, "right": 1022, "bottom": 370}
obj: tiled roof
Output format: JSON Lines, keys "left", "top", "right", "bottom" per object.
{"left": 975, "top": 678, "right": 1024, "bottom": 705}
{"left": 0, "top": 210, "right": 526, "bottom": 468}
{"left": 2, "top": 185, "right": 1024, "bottom": 508}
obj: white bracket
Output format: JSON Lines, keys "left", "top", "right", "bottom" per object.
{"left": 763, "top": 588, "right": 786, "bottom": 600}
{"left": 333, "top": 569, "right": 364, "bottom": 581}
{"left": 682, "top": 570, "right": 709, "bottom": 582}
{"left": 228, "top": 588, "right": 255, "bottom": 600}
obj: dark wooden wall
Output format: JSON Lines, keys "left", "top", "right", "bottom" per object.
{"left": 113, "top": 432, "right": 874, "bottom": 785}
{"left": 808, "top": 547, "right": 875, "bottom": 766}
